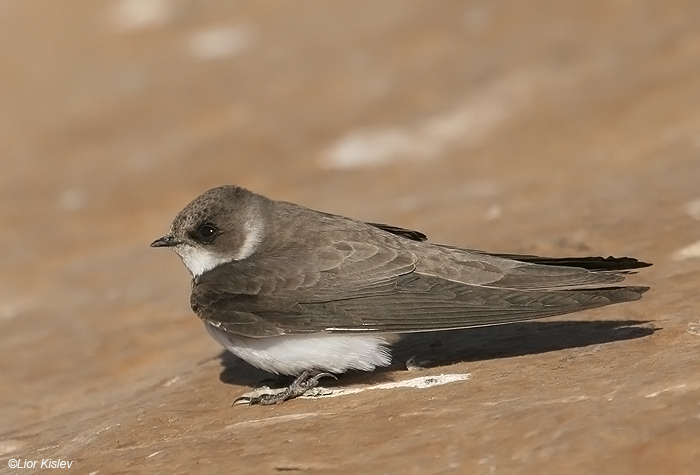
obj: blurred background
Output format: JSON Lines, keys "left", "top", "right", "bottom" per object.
{"left": 1, "top": 1, "right": 699, "bottom": 473}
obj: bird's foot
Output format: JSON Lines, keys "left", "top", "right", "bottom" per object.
{"left": 405, "top": 356, "right": 433, "bottom": 371}
{"left": 233, "top": 371, "right": 337, "bottom": 406}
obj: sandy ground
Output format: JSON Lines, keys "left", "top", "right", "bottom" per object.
{"left": 2, "top": 1, "right": 700, "bottom": 473}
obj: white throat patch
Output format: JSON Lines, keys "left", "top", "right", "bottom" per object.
{"left": 174, "top": 218, "right": 264, "bottom": 277}
{"left": 176, "top": 245, "right": 232, "bottom": 278}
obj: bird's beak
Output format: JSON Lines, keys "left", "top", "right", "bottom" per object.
{"left": 150, "top": 234, "right": 181, "bottom": 248}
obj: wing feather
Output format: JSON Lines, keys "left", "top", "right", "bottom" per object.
{"left": 191, "top": 216, "right": 649, "bottom": 337}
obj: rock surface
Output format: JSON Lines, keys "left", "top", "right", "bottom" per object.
{"left": 1, "top": 1, "right": 699, "bottom": 473}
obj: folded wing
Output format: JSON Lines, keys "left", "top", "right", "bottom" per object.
{"left": 192, "top": 227, "right": 649, "bottom": 337}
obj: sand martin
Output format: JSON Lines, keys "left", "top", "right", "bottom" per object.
{"left": 151, "top": 185, "right": 650, "bottom": 405}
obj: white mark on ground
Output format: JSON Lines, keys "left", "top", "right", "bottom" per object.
{"left": 226, "top": 413, "right": 334, "bottom": 430}
{"left": 319, "top": 73, "right": 535, "bottom": 169}
{"left": 0, "top": 439, "right": 24, "bottom": 455}
{"left": 57, "top": 189, "right": 86, "bottom": 211}
{"left": 687, "top": 321, "right": 700, "bottom": 336}
{"left": 95, "top": 424, "right": 120, "bottom": 436}
{"left": 481, "top": 397, "right": 525, "bottom": 407}
{"left": 146, "top": 450, "right": 162, "bottom": 459}
{"left": 484, "top": 203, "right": 503, "bottom": 221}
{"left": 1, "top": 304, "right": 22, "bottom": 321}
{"left": 645, "top": 384, "right": 688, "bottom": 398}
{"left": 547, "top": 395, "right": 591, "bottom": 404}
{"left": 672, "top": 239, "right": 700, "bottom": 260}
{"left": 303, "top": 373, "right": 471, "bottom": 399}
{"left": 187, "top": 26, "right": 256, "bottom": 60}
{"left": 685, "top": 198, "right": 700, "bottom": 220}
{"left": 163, "top": 376, "right": 180, "bottom": 387}
{"left": 0, "top": 296, "right": 38, "bottom": 321}
{"left": 110, "top": 0, "right": 172, "bottom": 31}
{"left": 36, "top": 444, "right": 61, "bottom": 453}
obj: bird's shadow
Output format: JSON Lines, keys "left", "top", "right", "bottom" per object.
{"left": 216, "top": 319, "right": 657, "bottom": 388}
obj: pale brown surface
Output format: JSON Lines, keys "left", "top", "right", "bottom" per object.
{"left": 2, "top": 1, "right": 700, "bottom": 474}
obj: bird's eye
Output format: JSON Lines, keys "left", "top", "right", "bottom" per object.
{"left": 196, "top": 224, "right": 219, "bottom": 241}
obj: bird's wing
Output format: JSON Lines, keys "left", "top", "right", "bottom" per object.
{"left": 191, "top": 237, "right": 418, "bottom": 337}
{"left": 191, "top": 229, "right": 648, "bottom": 337}
{"left": 415, "top": 246, "right": 650, "bottom": 291}
{"left": 367, "top": 222, "right": 427, "bottom": 241}
{"left": 300, "top": 274, "right": 648, "bottom": 333}
{"left": 368, "top": 222, "right": 651, "bottom": 289}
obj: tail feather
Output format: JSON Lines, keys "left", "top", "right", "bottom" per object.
{"left": 491, "top": 254, "right": 652, "bottom": 271}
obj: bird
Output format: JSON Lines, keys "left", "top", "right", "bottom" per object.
{"left": 151, "top": 185, "right": 651, "bottom": 405}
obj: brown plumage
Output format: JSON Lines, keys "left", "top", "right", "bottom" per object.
{"left": 152, "top": 185, "right": 651, "bottom": 404}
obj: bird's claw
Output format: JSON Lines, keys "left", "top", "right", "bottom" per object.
{"left": 233, "top": 371, "right": 338, "bottom": 406}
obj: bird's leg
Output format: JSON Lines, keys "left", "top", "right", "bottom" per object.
{"left": 234, "top": 370, "right": 337, "bottom": 406}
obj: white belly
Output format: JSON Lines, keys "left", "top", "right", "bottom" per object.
{"left": 205, "top": 323, "right": 397, "bottom": 376}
